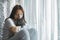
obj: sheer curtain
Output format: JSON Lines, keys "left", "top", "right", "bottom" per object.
{"left": 36, "top": 0, "right": 58, "bottom": 40}
{"left": 23, "top": 0, "right": 37, "bottom": 29}
{"left": 57, "top": 0, "right": 60, "bottom": 40}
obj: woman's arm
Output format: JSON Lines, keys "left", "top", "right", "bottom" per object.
{"left": 5, "top": 18, "right": 21, "bottom": 33}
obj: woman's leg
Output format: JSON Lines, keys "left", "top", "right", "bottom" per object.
{"left": 28, "top": 28, "right": 37, "bottom": 40}
{"left": 8, "top": 29, "right": 30, "bottom": 40}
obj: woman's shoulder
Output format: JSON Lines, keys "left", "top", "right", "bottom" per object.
{"left": 5, "top": 18, "right": 13, "bottom": 22}
{"left": 5, "top": 18, "right": 12, "bottom": 21}
{"left": 4, "top": 18, "right": 16, "bottom": 27}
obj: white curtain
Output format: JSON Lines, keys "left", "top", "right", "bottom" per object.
{"left": 23, "top": 0, "right": 37, "bottom": 29}
{"left": 36, "top": 0, "right": 58, "bottom": 40}
{"left": 58, "top": 0, "right": 60, "bottom": 40}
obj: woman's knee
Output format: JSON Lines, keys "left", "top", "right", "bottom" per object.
{"left": 17, "top": 29, "right": 30, "bottom": 40}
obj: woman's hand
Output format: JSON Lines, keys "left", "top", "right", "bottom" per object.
{"left": 9, "top": 26, "right": 17, "bottom": 33}
{"left": 9, "top": 26, "right": 21, "bottom": 33}
{"left": 16, "top": 26, "right": 21, "bottom": 32}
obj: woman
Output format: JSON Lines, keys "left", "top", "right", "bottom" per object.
{"left": 2, "top": 5, "right": 30, "bottom": 40}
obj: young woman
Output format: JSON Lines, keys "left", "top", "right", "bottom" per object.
{"left": 2, "top": 5, "right": 30, "bottom": 40}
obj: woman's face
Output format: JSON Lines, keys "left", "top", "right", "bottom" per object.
{"left": 14, "top": 9, "right": 23, "bottom": 20}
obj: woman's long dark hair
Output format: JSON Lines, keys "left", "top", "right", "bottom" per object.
{"left": 9, "top": 5, "right": 26, "bottom": 27}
